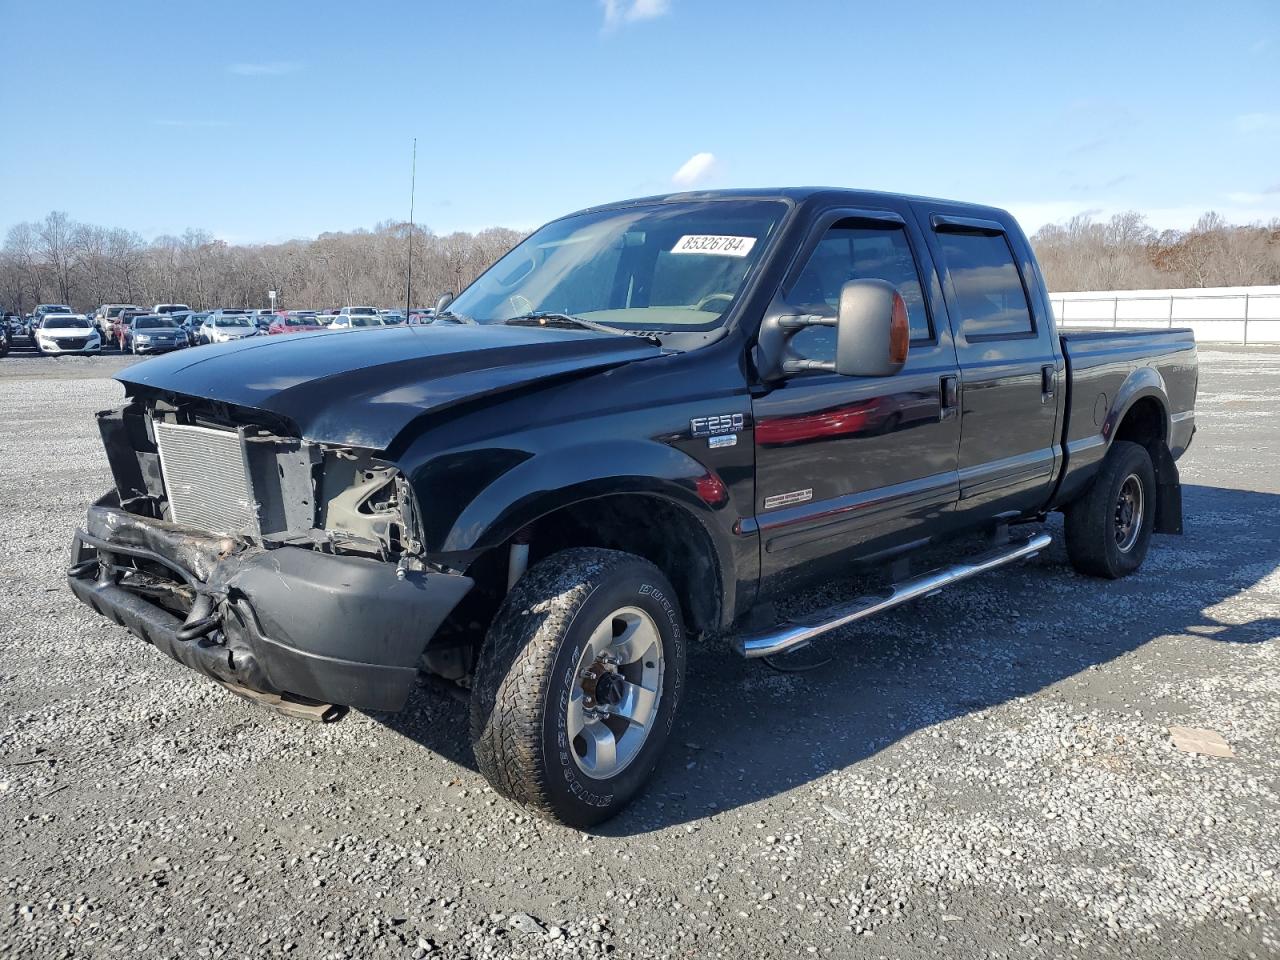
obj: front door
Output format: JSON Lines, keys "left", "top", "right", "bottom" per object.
{"left": 751, "top": 209, "right": 962, "bottom": 592}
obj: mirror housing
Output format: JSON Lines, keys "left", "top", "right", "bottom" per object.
{"left": 435, "top": 292, "right": 454, "bottom": 314}
{"left": 833, "top": 278, "right": 909, "bottom": 377}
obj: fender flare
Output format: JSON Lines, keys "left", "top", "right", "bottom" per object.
{"left": 1102, "top": 366, "right": 1170, "bottom": 449}
{"left": 1101, "top": 366, "right": 1181, "bottom": 533}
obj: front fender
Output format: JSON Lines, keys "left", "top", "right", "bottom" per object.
{"left": 440, "top": 438, "right": 728, "bottom": 553}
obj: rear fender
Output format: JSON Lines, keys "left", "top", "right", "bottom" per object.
{"left": 1104, "top": 367, "right": 1181, "bottom": 535}
{"left": 1102, "top": 367, "right": 1169, "bottom": 449}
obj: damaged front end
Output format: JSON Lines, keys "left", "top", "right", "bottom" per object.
{"left": 68, "top": 394, "right": 473, "bottom": 714}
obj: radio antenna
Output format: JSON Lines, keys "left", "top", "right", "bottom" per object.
{"left": 405, "top": 137, "right": 417, "bottom": 316}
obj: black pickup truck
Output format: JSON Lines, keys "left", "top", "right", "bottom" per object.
{"left": 68, "top": 188, "right": 1197, "bottom": 826}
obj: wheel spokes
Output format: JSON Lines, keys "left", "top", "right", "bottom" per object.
{"left": 611, "top": 613, "right": 659, "bottom": 666}
{"left": 566, "top": 687, "right": 586, "bottom": 739}
{"left": 579, "top": 720, "right": 618, "bottom": 776}
{"left": 613, "top": 680, "right": 658, "bottom": 729}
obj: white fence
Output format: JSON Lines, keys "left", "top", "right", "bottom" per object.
{"left": 1050, "top": 285, "right": 1280, "bottom": 344}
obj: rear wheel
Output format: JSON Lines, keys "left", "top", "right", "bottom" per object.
{"left": 470, "top": 547, "right": 686, "bottom": 828}
{"left": 1064, "top": 440, "right": 1156, "bottom": 579}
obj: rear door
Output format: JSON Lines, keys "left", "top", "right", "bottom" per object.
{"left": 751, "top": 206, "right": 962, "bottom": 590}
{"left": 915, "top": 207, "right": 1063, "bottom": 522}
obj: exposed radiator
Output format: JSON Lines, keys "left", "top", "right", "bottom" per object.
{"left": 154, "top": 421, "right": 259, "bottom": 534}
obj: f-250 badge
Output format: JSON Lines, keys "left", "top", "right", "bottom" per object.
{"left": 690, "top": 413, "right": 744, "bottom": 437}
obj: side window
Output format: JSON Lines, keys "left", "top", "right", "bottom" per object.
{"left": 935, "top": 230, "right": 1033, "bottom": 339}
{"left": 787, "top": 223, "right": 932, "bottom": 364}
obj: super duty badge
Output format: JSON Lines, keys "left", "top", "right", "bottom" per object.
{"left": 690, "top": 413, "right": 744, "bottom": 437}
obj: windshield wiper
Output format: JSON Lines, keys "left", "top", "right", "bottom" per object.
{"left": 503, "top": 312, "right": 656, "bottom": 341}
{"left": 434, "top": 310, "right": 475, "bottom": 324}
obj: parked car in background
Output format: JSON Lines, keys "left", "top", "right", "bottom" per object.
{"left": 33, "top": 304, "right": 74, "bottom": 330}
{"left": 339, "top": 306, "right": 379, "bottom": 318}
{"left": 34, "top": 314, "right": 101, "bottom": 356}
{"left": 153, "top": 303, "right": 192, "bottom": 315}
{"left": 267, "top": 314, "right": 324, "bottom": 335}
{"left": 380, "top": 310, "right": 406, "bottom": 325}
{"left": 93, "top": 304, "right": 142, "bottom": 338}
{"left": 112, "top": 308, "right": 148, "bottom": 348}
{"left": 0, "top": 320, "right": 9, "bottom": 358}
{"left": 179, "top": 311, "right": 209, "bottom": 345}
{"left": 245, "top": 309, "right": 277, "bottom": 331}
{"left": 198, "top": 311, "right": 258, "bottom": 345}
{"left": 408, "top": 309, "right": 436, "bottom": 324}
{"left": 328, "top": 313, "right": 387, "bottom": 330}
{"left": 165, "top": 311, "right": 203, "bottom": 345}
{"left": 121, "top": 315, "right": 187, "bottom": 354}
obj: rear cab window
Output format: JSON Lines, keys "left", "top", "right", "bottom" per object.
{"left": 932, "top": 225, "right": 1034, "bottom": 340}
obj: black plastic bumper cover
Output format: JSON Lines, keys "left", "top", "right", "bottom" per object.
{"left": 68, "top": 525, "right": 473, "bottom": 713}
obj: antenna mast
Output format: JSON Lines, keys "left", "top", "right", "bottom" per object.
{"left": 405, "top": 137, "right": 417, "bottom": 316}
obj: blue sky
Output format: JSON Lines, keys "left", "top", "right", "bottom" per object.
{"left": 1, "top": 0, "right": 1277, "bottom": 243}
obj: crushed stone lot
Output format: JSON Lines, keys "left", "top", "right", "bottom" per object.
{"left": 1, "top": 346, "right": 1278, "bottom": 960}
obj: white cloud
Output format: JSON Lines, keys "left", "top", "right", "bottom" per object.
{"left": 227, "top": 61, "right": 301, "bottom": 77}
{"left": 601, "top": 0, "right": 670, "bottom": 29}
{"left": 1235, "top": 112, "right": 1280, "bottom": 135}
{"left": 671, "top": 152, "right": 716, "bottom": 187}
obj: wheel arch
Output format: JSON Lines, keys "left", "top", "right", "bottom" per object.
{"left": 1103, "top": 373, "right": 1182, "bottom": 535}
{"left": 427, "top": 440, "right": 739, "bottom": 639}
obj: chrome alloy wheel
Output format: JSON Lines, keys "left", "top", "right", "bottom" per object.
{"left": 1114, "top": 473, "right": 1144, "bottom": 553}
{"left": 567, "top": 606, "right": 664, "bottom": 779}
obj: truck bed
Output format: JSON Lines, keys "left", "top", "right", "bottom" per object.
{"left": 1054, "top": 327, "right": 1197, "bottom": 508}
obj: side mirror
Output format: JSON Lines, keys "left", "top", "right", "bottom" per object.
{"left": 435, "top": 292, "right": 454, "bottom": 314}
{"left": 833, "top": 279, "right": 909, "bottom": 377}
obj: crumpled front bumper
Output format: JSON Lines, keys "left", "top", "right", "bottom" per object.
{"left": 67, "top": 499, "right": 473, "bottom": 713}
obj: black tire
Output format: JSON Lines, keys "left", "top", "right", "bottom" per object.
{"left": 470, "top": 547, "right": 686, "bottom": 828}
{"left": 1064, "top": 440, "right": 1156, "bottom": 579}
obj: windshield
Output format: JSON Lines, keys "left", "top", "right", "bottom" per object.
{"left": 46, "top": 316, "right": 90, "bottom": 329}
{"left": 137, "top": 317, "right": 177, "bottom": 329}
{"left": 425, "top": 200, "right": 786, "bottom": 333}
{"left": 216, "top": 316, "right": 252, "bottom": 327}
{"left": 351, "top": 316, "right": 384, "bottom": 327}
{"left": 346, "top": 307, "right": 376, "bottom": 315}
{"left": 282, "top": 317, "right": 315, "bottom": 326}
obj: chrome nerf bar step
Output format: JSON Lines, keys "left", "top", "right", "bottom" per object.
{"left": 734, "top": 532, "right": 1052, "bottom": 659}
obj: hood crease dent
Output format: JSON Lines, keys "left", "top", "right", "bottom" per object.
{"left": 117, "top": 324, "right": 664, "bottom": 450}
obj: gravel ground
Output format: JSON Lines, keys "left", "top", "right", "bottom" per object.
{"left": 1, "top": 344, "right": 1277, "bottom": 960}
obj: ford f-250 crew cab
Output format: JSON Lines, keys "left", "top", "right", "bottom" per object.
{"left": 68, "top": 188, "right": 1197, "bottom": 826}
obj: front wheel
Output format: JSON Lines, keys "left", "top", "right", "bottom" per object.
{"left": 1064, "top": 440, "right": 1156, "bottom": 579}
{"left": 470, "top": 547, "right": 686, "bottom": 828}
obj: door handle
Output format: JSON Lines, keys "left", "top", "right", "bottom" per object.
{"left": 1041, "top": 364, "right": 1056, "bottom": 403}
{"left": 940, "top": 375, "right": 959, "bottom": 421}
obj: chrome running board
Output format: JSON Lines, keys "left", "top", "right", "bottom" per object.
{"left": 734, "top": 532, "right": 1051, "bottom": 658}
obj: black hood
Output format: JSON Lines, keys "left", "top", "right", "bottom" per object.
{"left": 117, "top": 324, "right": 664, "bottom": 450}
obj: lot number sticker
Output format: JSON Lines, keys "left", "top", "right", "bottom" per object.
{"left": 671, "top": 235, "right": 757, "bottom": 257}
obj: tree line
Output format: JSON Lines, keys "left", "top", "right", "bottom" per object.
{"left": 3, "top": 208, "right": 1279, "bottom": 315}
{"left": 0, "top": 212, "right": 526, "bottom": 315}
{"left": 1031, "top": 212, "right": 1280, "bottom": 291}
